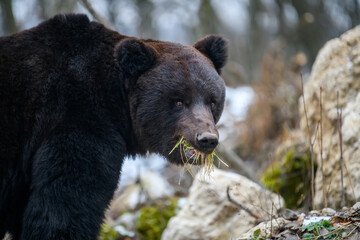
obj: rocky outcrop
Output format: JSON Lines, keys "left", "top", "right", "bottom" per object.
{"left": 161, "top": 168, "right": 284, "bottom": 240}
{"left": 300, "top": 26, "right": 360, "bottom": 208}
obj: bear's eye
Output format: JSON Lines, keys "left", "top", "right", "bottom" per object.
{"left": 176, "top": 100, "right": 184, "bottom": 107}
{"left": 210, "top": 101, "right": 216, "bottom": 109}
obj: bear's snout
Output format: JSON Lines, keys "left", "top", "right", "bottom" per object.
{"left": 195, "top": 132, "right": 219, "bottom": 153}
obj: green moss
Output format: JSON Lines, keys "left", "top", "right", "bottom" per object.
{"left": 136, "top": 198, "right": 179, "bottom": 240}
{"left": 98, "top": 223, "right": 119, "bottom": 240}
{"left": 261, "top": 147, "right": 316, "bottom": 209}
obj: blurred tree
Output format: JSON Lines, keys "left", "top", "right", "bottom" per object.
{"left": 2, "top": 0, "right": 359, "bottom": 79}
{"left": 136, "top": 0, "right": 154, "bottom": 38}
{"left": 0, "top": 0, "right": 17, "bottom": 35}
{"left": 346, "top": 0, "right": 360, "bottom": 27}
{"left": 37, "top": 0, "right": 77, "bottom": 19}
{"left": 198, "top": 0, "right": 220, "bottom": 35}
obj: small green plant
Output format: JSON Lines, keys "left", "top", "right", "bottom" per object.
{"left": 136, "top": 198, "right": 179, "bottom": 240}
{"left": 238, "top": 229, "right": 267, "bottom": 240}
{"left": 261, "top": 147, "right": 314, "bottom": 208}
{"left": 98, "top": 223, "right": 118, "bottom": 240}
{"left": 251, "top": 229, "right": 264, "bottom": 240}
{"left": 169, "top": 137, "right": 228, "bottom": 177}
{"left": 300, "top": 220, "right": 348, "bottom": 239}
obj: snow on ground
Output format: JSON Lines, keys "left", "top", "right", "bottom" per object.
{"left": 119, "top": 154, "right": 167, "bottom": 189}
{"left": 218, "top": 86, "right": 254, "bottom": 142}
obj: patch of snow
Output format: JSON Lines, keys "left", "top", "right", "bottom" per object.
{"left": 177, "top": 197, "right": 187, "bottom": 208}
{"left": 114, "top": 225, "right": 135, "bottom": 237}
{"left": 218, "top": 86, "right": 254, "bottom": 142}
{"left": 302, "top": 216, "right": 331, "bottom": 226}
{"left": 119, "top": 154, "right": 167, "bottom": 189}
{"left": 140, "top": 170, "right": 175, "bottom": 199}
{"left": 223, "top": 86, "right": 254, "bottom": 122}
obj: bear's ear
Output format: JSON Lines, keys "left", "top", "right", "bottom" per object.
{"left": 194, "top": 35, "right": 228, "bottom": 74}
{"left": 115, "top": 38, "right": 157, "bottom": 81}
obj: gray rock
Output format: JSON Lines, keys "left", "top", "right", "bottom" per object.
{"left": 351, "top": 202, "right": 360, "bottom": 212}
{"left": 299, "top": 25, "right": 360, "bottom": 209}
{"left": 284, "top": 222, "right": 300, "bottom": 231}
{"left": 278, "top": 208, "right": 299, "bottom": 220}
{"left": 308, "top": 210, "right": 320, "bottom": 216}
{"left": 236, "top": 218, "right": 288, "bottom": 239}
{"left": 275, "top": 229, "right": 300, "bottom": 240}
{"left": 321, "top": 208, "right": 336, "bottom": 216}
{"left": 161, "top": 168, "right": 284, "bottom": 240}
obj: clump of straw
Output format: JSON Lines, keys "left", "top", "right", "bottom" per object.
{"left": 169, "top": 137, "right": 228, "bottom": 177}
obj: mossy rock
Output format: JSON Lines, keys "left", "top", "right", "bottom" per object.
{"left": 136, "top": 198, "right": 179, "bottom": 240}
{"left": 261, "top": 147, "right": 316, "bottom": 209}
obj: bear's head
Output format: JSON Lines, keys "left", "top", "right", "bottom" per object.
{"left": 115, "top": 35, "right": 228, "bottom": 165}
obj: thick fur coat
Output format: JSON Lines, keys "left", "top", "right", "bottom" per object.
{"left": 0, "top": 14, "right": 227, "bottom": 239}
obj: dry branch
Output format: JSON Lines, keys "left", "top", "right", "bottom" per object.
{"left": 300, "top": 73, "right": 315, "bottom": 210}
{"left": 337, "top": 91, "right": 345, "bottom": 207}
{"left": 226, "top": 186, "right": 263, "bottom": 221}
{"left": 320, "top": 87, "right": 327, "bottom": 207}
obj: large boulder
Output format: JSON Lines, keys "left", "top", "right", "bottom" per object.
{"left": 300, "top": 26, "right": 360, "bottom": 208}
{"left": 161, "top": 168, "right": 284, "bottom": 240}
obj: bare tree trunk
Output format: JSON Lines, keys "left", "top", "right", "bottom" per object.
{"left": 136, "top": 0, "right": 154, "bottom": 38}
{"left": 0, "top": 0, "right": 18, "bottom": 35}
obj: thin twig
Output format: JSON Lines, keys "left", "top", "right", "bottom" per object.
{"left": 226, "top": 186, "right": 263, "bottom": 220}
{"left": 345, "top": 224, "right": 358, "bottom": 238}
{"left": 326, "top": 173, "right": 334, "bottom": 202}
{"left": 270, "top": 203, "right": 273, "bottom": 238}
{"left": 300, "top": 73, "right": 315, "bottom": 210}
{"left": 320, "top": 87, "right": 327, "bottom": 207}
{"left": 311, "top": 121, "right": 320, "bottom": 146}
{"left": 337, "top": 91, "right": 345, "bottom": 207}
{"left": 241, "top": 187, "right": 279, "bottom": 221}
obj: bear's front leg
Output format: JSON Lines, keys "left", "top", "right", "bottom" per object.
{"left": 20, "top": 130, "right": 124, "bottom": 240}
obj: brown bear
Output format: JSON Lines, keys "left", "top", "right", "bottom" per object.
{"left": 0, "top": 14, "right": 227, "bottom": 240}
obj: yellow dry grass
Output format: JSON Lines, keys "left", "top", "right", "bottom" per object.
{"left": 169, "top": 137, "right": 228, "bottom": 178}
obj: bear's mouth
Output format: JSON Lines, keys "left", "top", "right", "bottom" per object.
{"left": 169, "top": 137, "right": 228, "bottom": 176}
{"left": 169, "top": 137, "right": 201, "bottom": 164}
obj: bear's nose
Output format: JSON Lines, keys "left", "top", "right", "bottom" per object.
{"left": 196, "top": 132, "right": 219, "bottom": 153}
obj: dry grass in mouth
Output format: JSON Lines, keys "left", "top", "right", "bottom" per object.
{"left": 169, "top": 136, "right": 228, "bottom": 178}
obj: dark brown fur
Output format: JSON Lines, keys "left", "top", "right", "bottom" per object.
{"left": 0, "top": 14, "right": 227, "bottom": 239}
